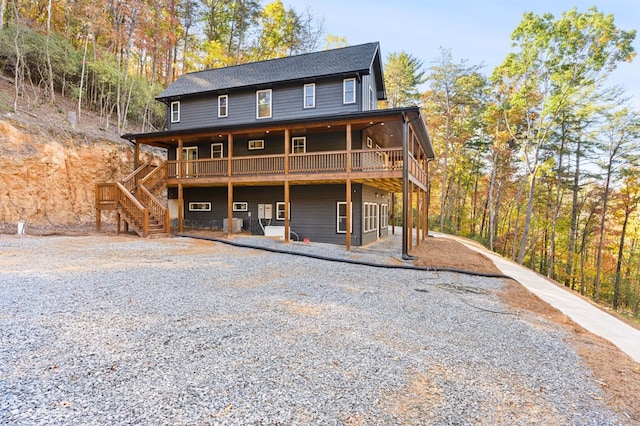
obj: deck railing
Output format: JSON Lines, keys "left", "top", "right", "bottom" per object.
{"left": 166, "top": 148, "right": 408, "bottom": 178}
{"left": 95, "top": 183, "right": 118, "bottom": 209}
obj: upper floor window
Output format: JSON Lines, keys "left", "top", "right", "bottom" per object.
{"left": 170, "top": 101, "right": 180, "bottom": 123}
{"left": 303, "top": 83, "right": 315, "bottom": 108}
{"left": 218, "top": 95, "right": 228, "bottom": 118}
{"left": 211, "top": 143, "right": 224, "bottom": 158}
{"left": 292, "top": 136, "right": 306, "bottom": 153}
{"left": 343, "top": 78, "right": 356, "bottom": 104}
{"left": 256, "top": 89, "right": 272, "bottom": 119}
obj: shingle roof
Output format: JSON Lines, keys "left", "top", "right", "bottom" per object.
{"left": 157, "top": 42, "right": 382, "bottom": 101}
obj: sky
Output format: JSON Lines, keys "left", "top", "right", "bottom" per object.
{"left": 283, "top": 0, "right": 640, "bottom": 107}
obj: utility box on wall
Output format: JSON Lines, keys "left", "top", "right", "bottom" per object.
{"left": 223, "top": 218, "right": 243, "bottom": 233}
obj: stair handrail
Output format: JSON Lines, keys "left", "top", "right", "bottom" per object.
{"left": 139, "top": 161, "right": 167, "bottom": 195}
{"left": 116, "top": 182, "right": 150, "bottom": 237}
{"left": 138, "top": 185, "right": 169, "bottom": 234}
{"left": 122, "top": 162, "right": 153, "bottom": 194}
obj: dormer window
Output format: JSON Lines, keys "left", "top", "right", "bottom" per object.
{"left": 304, "top": 84, "right": 315, "bottom": 108}
{"left": 170, "top": 101, "right": 180, "bottom": 123}
{"left": 256, "top": 89, "right": 272, "bottom": 119}
{"left": 343, "top": 78, "right": 356, "bottom": 104}
{"left": 218, "top": 95, "right": 228, "bottom": 117}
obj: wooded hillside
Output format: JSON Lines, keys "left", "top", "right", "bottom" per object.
{"left": 1, "top": 2, "right": 640, "bottom": 320}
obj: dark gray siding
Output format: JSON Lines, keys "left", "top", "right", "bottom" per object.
{"left": 167, "top": 77, "right": 362, "bottom": 131}
{"left": 181, "top": 184, "right": 366, "bottom": 246}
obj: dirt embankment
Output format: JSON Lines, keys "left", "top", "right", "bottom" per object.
{"left": 0, "top": 114, "right": 162, "bottom": 233}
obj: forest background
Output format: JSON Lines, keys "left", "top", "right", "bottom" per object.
{"left": 0, "top": 0, "right": 639, "bottom": 320}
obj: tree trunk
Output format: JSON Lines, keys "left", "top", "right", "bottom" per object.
{"left": 594, "top": 163, "right": 613, "bottom": 302}
{"left": 517, "top": 172, "right": 536, "bottom": 264}
{"left": 45, "top": 0, "right": 55, "bottom": 103}
{"left": 613, "top": 209, "right": 630, "bottom": 310}
{"left": 565, "top": 139, "right": 581, "bottom": 288}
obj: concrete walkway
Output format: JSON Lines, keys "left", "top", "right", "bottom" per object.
{"left": 437, "top": 233, "right": 640, "bottom": 364}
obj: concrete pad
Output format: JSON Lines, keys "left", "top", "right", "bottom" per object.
{"left": 439, "top": 234, "right": 640, "bottom": 364}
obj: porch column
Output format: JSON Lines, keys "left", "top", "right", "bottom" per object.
{"left": 177, "top": 138, "right": 183, "bottom": 178}
{"left": 415, "top": 187, "right": 421, "bottom": 247}
{"left": 284, "top": 181, "right": 290, "bottom": 243}
{"left": 346, "top": 123, "right": 352, "bottom": 251}
{"left": 346, "top": 179, "right": 352, "bottom": 251}
{"left": 346, "top": 124, "right": 352, "bottom": 172}
{"left": 401, "top": 114, "right": 415, "bottom": 259}
{"left": 408, "top": 181, "right": 414, "bottom": 251}
{"left": 284, "top": 129, "right": 290, "bottom": 243}
{"left": 391, "top": 193, "right": 396, "bottom": 235}
{"left": 227, "top": 181, "right": 233, "bottom": 238}
{"left": 227, "top": 134, "right": 233, "bottom": 176}
{"left": 133, "top": 140, "right": 140, "bottom": 171}
{"left": 178, "top": 183, "right": 184, "bottom": 232}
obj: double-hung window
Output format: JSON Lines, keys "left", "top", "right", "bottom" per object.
{"left": 303, "top": 83, "right": 315, "bottom": 108}
{"left": 211, "top": 143, "right": 224, "bottom": 158}
{"left": 291, "top": 137, "right": 306, "bottom": 153}
{"left": 218, "top": 95, "right": 228, "bottom": 118}
{"left": 170, "top": 101, "right": 180, "bottom": 123}
{"left": 276, "top": 202, "right": 290, "bottom": 221}
{"left": 256, "top": 89, "right": 272, "bottom": 119}
{"left": 337, "top": 202, "right": 352, "bottom": 233}
{"left": 343, "top": 78, "right": 356, "bottom": 104}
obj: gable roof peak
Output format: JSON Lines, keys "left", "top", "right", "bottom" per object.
{"left": 157, "top": 42, "right": 382, "bottom": 101}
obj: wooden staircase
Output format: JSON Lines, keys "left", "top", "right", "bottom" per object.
{"left": 95, "top": 162, "right": 170, "bottom": 238}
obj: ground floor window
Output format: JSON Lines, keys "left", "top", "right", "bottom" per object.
{"left": 337, "top": 202, "right": 352, "bottom": 233}
{"left": 189, "top": 202, "right": 211, "bottom": 211}
{"left": 233, "top": 202, "right": 248, "bottom": 211}
{"left": 364, "top": 202, "right": 379, "bottom": 233}
{"left": 276, "top": 202, "right": 290, "bottom": 220}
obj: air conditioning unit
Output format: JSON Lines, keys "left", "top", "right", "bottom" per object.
{"left": 223, "top": 218, "right": 243, "bottom": 233}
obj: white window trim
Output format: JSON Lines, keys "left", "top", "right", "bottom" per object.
{"left": 366, "top": 137, "right": 372, "bottom": 148}
{"left": 248, "top": 139, "right": 265, "bottom": 150}
{"left": 233, "top": 202, "right": 248, "bottom": 212}
{"left": 189, "top": 202, "right": 211, "bottom": 211}
{"left": 343, "top": 78, "right": 356, "bottom": 104}
{"left": 256, "top": 89, "right": 272, "bottom": 119}
{"left": 291, "top": 136, "right": 306, "bottom": 153}
{"left": 337, "top": 202, "right": 353, "bottom": 234}
{"left": 364, "top": 202, "right": 379, "bottom": 233}
{"left": 276, "top": 202, "right": 290, "bottom": 221}
{"left": 170, "top": 101, "right": 180, "bottom": 123}
{"left": 218, "top": 95, "right": 228, "bottom": 118}
{"left": 303, "top": 83, "right": 315, "bottom": 108}
{"left": 179, "top": 146, "right": 198, "bottom": 160}
{"left": 381, "top": 204, "right": 389, "bottom": 228}
{"left": 211, "top": 143, "right": 224, "bottom": 158}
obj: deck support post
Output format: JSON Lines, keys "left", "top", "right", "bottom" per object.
{"left": 401, "top": 114, "right": 415, "bottom": 260}
{"left": 227, "top": 181, "right": 233, "bottom": 238}
{"left": 284, "top": 129, "right": 290, "bottom": 243}
{"left": 346, "top": 123, "right": 352, "bottom": 251}
{"left": 346, "top": 179, "right": 352, "bottom": 251}
{"left": 133, "top": 140, "right": 140, "bottom": 171}
{"left": 415, "top": 187, "right": 420, "bottom": 247}
{"left": 284, "top": 181, "right": 290, "bottom": 243}
{"left": 178, "top": 183, "right": 184, "bottom": 233}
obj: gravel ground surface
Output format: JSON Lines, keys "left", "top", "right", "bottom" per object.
{"left": 0, "top": 234, "right": 624, "bottom": 425}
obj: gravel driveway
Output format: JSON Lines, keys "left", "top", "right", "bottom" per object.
{"left": 0, "top": 234, "right": 622, "bottom": 425}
